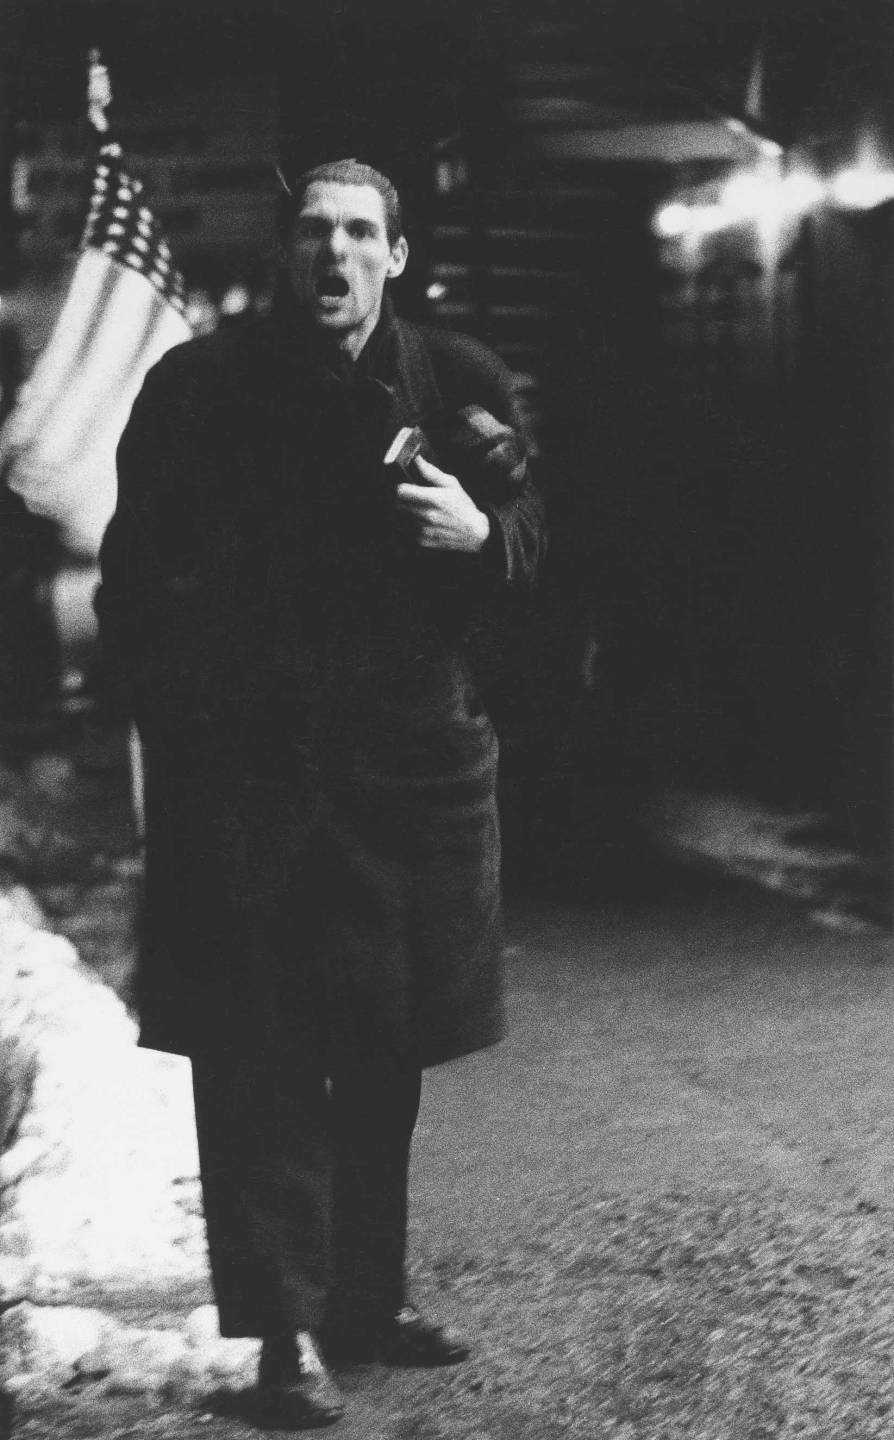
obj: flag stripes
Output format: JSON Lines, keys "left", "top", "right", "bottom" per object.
{"left": 82, "top": 143, "right": 187, "bottom": 315}
{"left": 0, "top": 139, "right": 192, "bottom": 555}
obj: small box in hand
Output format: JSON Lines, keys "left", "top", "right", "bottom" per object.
{"left": 383, "top": 426, "right": 434, "bottom": 481}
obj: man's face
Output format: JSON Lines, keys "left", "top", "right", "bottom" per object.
{"left": 286, "top": 181, "right": 408, "bottom": 342}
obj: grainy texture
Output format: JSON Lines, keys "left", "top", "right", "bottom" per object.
{"left": 3, "top": 724, "right": 892, "bottom": 1437}
{"left": 10, "top": 1187, "right": 894, "bottom": 1438}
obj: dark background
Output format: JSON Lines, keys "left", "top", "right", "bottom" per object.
{"left": 0, "top": 0, "right": 891, "bottom": 872}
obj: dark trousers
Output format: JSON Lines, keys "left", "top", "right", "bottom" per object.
{"left": 191, "top": 1033, "right": 423, "bottom": 1338}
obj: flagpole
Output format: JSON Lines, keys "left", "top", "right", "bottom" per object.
{"left": 0, "top": 50, "right": 192, "bottom": 558}
{"left": 86, "top": 49, "right": 112, "bottom": 136}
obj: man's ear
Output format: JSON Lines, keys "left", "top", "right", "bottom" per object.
{"left": 387, "top": 235, "right": 409, "bottom": 279}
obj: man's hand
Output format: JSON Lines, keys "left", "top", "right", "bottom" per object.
{"left": 395, "top": 455, "right": 491, "bottom": 552}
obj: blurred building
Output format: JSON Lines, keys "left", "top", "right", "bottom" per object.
{"left": 0, "top": 0, "right": 890, "bottom": 858}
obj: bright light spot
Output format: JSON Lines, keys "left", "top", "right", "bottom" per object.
{"left": 830, "top": 167, "right": 894, "bottom": 210}
{"left": 781, "top": 172, "right": 825, "bottom": 215}
{"left": 426, "top": 281, "right": 448, "bottom": 301}
{"left": 723, "top": 117, "right": 782, "bottom": 159}
{"left": 435, "top": 157, "right": 468, "bottom": 196}
{"left": 220, "top": 283, "right": 250, "bottom": 316}
{"left": 652, "top": 163, "right": 824, "bottom": 246}
{"left": 652, "top": 203, "right": 691, "bottom": 238}
{"left": 721, "top": 169, "right": 823, "bottom": 228}
{"left": 722, "top": 173, "right": 768, "bottom": 218}
{"left": 688, "top": 203, "right": 734, "bottom": 237}
{"left": 653, "top": 200, "right": 739, "bottom": 243}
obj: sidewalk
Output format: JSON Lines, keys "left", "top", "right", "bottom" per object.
{"left": 2, "top": 717, "right": 892, "bottom": 1438}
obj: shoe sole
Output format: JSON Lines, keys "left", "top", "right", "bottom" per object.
{"left": 383, "top": 1347, "right": 470, "bottom": 1368}
{"left": 257, "top": 1388, "right": 346, "bottom": 1430}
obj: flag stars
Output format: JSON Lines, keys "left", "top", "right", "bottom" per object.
{"left": 80, "top": 150, "right": 186, "bottom": 315}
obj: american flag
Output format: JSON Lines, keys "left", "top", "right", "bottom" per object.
{"left": 0, "top": 94, "right": 192, "bottom": 556}
{"left": 82, "top": 139, "right": 187, "bottom": 317}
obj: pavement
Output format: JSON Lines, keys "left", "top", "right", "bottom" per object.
{"left": 424, "top": 873, "right": 893, "bottom": 1212}
{"left": 2, "top": 712, "right": 893, "bottom": 1438}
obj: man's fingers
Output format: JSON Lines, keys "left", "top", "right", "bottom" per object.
{"left": 394, "top": 474, "right": 489, "bottom": 553}
{"left": 395, "top": 483, "right": 450, "bottom": 511}
{"left": 412, "top": 455, "right": 457, "bottom": 487}
{"left": 395, "top": 482, "right": 430, "bottom": 504}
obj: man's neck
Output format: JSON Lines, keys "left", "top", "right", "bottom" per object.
{"left": 324, "top": 304, "right": 382, "bottom": 365}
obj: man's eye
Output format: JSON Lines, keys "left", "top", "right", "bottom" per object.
{"left": 296, "top": 219, "right": 327, "bottom": 239}
{"left": 347, "top": 222, "right": 377, "bottom": 240}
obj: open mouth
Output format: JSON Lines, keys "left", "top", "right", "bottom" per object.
{"left": 315, "top": 274, "right": 350, "bottom": 299}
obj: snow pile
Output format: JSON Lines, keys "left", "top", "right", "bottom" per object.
{"left": 648, "top": 792, "right": 884, "bottom": 930}
{"left": 0, "top": 890, "right": 203, "bottom": 1294}
{"left": 0, "top": 888, "right": 244, "bottom": 1394}
{"left": 1, "top": 1302, "right": 258, "bottom": 1399}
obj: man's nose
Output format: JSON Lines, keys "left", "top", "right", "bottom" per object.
{"left": 325, "top": 224, "right": 348, "bottom": 257}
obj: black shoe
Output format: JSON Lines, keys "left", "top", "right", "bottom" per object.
{"left": 257, "top": 1331, "right": 346, "bottom": 1430}
{"left": 381, "top": 1306, "right": 470, "bottom": 1367}
{"left": 321, "top": 1305, "right": 470, "bottom": 1369}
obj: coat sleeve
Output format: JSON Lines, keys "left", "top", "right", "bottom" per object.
{"left": 95, "top": 344, "right": 225, "bottom": 731}
{"left": 422, "top": 328, "right": 547, "bottom": 595}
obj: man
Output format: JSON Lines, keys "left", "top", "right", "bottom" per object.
{"left": 96, "top": 159, "right": 546, "bottom": 1429}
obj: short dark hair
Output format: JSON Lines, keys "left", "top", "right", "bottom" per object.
{"left": 285, "top": 159, "right": 404, "bottom": 247}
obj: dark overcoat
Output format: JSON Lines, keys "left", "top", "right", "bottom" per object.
{"left": 95, "top": 296, "right": 546, "bottom": 1065}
